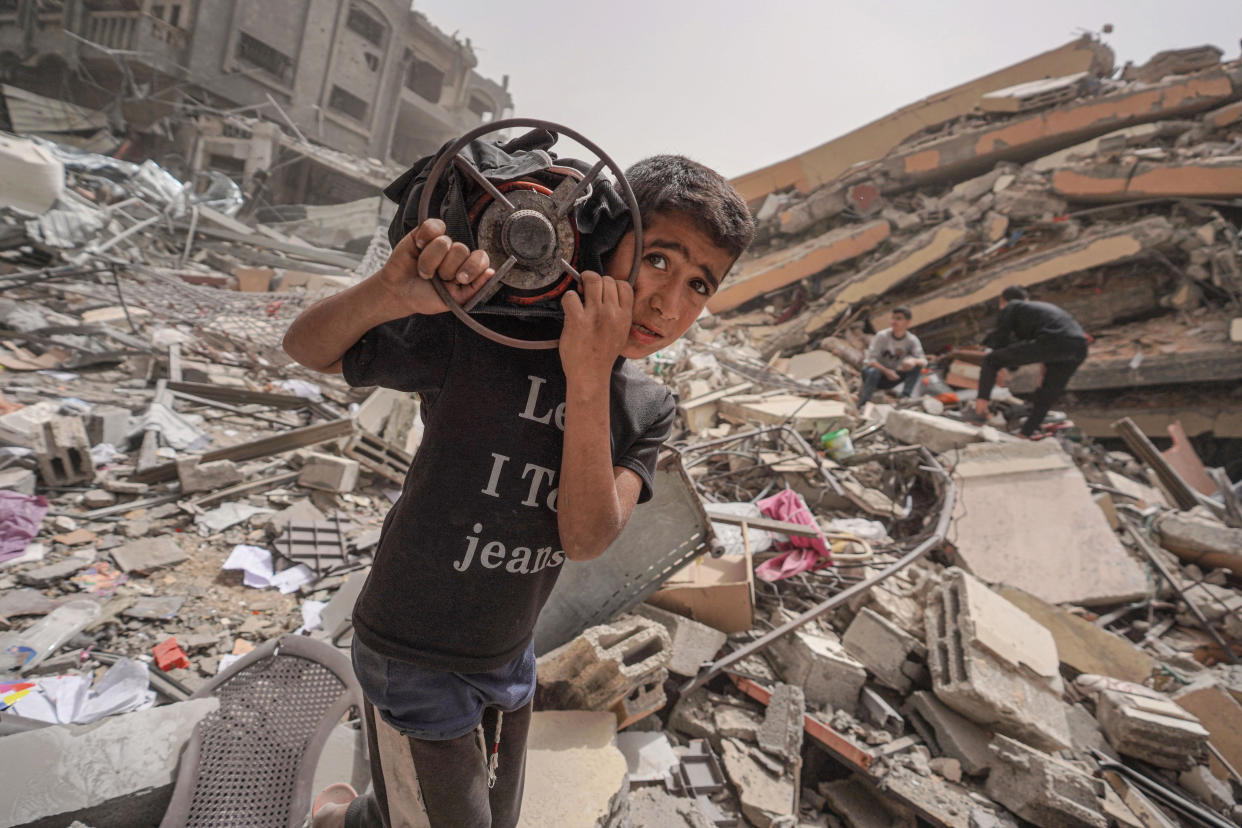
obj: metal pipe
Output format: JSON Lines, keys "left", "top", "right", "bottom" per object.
{"left": 681, "top": 447, "right": 955, "bottom": 694}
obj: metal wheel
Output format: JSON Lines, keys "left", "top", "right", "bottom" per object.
{"left": 416, "top": 117, "right": 642, "bottom": 350}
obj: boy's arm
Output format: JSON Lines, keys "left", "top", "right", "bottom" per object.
{"left": 981, "top": 305, "right": 1014, "bottom": 350}
{"left": 282, "top": 219, "right": 494, "bottom": 373}
{"left": 557, "top": 273, "right": 643, "bottom": 562}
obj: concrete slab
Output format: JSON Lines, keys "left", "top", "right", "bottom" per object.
{"left": 902, "top": 691, "right": 994, "bottom": 776}
{"left": 757, "top": 683, "right": 805, "bottom": 761}
{"left": 1095, "top": 689, "right": 1209, "bottom": 769}
{"left": 883, "top": 409, "right": 984, "bottom": 454}
{"left": 634, "top": 604, "right": 727, "bottom": 678}
{"left": 707, "top": 220, "right": 890, "bottom": 313}
{"left": 985, "top": 735, "right": 1107, "bottom": 828}
{"left": 948, "top": 441, "right": 1149, "bottom": 606}
{"left": 110, "top": 535, "right": 188, "bottom": 573}
{"left": 842, "top": 607, "right": 927, "bottom": 694}
{"left": 1054, "top": 158, "right": 1242, "bottom": 202}
{"left": 766, "top": 628, "right": 866, "bottom": 712}
{"left": 1172, "top": 678, "right": 1242, "bottom": 783}
{"left": 518, "top": 711, "right": 628, "bottom": 828}
{"left": 0, "top": 698, "right": 218, "bottom": 828}
{"left": 998, "top": 587, "right": 1155, "bottom": 684}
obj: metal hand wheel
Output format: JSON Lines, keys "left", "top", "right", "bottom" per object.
{"left": 416, "top": 117, "right": 642, "bottom": 350}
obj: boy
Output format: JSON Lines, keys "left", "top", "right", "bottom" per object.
{"left": 967, "top": 285, "right": 1088, "bottom": 437}
{"left": 857, "top": 306, "right": 925, "bottom": 406}
{"left": 283, "top": 153, "right": 754, "bottom": 827}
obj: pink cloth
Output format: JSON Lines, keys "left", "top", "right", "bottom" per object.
{"left": 0, "top": 491, "right": 47, "bottom": 563}
{"left": 752, "top": 489, "right": 833, "bottom": 582}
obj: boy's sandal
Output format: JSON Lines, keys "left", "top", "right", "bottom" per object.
{"left": 312, "top": 783, "right": 358, "bottom": 817}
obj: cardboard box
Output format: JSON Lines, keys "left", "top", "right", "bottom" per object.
{"left": 646, "top": 554, "right": 754, "bottom": 633}
{"left": 233, "top": 266, "right": 274, "bottom": 292}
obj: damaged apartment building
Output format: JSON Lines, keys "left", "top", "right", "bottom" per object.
{"left": 0, "top": 0, "right": 513, "bottom": 206}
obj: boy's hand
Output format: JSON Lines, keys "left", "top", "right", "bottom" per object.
{"left": 560, "top": 272, "right": 633, "bottom": 383}
{"left": 375, "top": 219, "right": 495, "bottom": 316}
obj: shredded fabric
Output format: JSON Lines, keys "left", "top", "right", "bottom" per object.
{"left": 753, "top": 489, "right": 834, "bottom": 582}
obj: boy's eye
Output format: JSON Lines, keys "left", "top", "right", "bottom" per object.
{"left": 689, "top": 278, "right": 712, "bottom": 297}
{"left": 644, "top": 253, "right": 668, "bottom": 270}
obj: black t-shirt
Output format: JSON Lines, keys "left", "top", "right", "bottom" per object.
{"left": 983, "top": 300, "right": 1086, "bottom": 349}
{"left": 341, "top": 312, "right": 674, "bottom": 672}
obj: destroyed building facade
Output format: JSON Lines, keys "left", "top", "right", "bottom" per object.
{"left": 0, "top": 0, "right": 513, "bottom": 203}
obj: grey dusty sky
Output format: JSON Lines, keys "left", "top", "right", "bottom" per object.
{"left": 414, "top": 0, "right": 1242, "bottom": 179}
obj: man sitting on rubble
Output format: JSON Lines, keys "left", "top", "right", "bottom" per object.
{"left": 967, "top": 285, "right": 1088, "bottom": 438}
{"left": 282, "top": 153, "right": 754, "bottom": 828}
{"left": 857, "top": 306, "right": 926, "bottom": 406}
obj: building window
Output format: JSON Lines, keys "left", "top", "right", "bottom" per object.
{"left": 346, "top": 5, "right": 385, "bottom": 47}
{"left": 364, "top": 52, "right": 379, "bottom": 72}
{"left": 468, "top": 93, "right": 494, "bottom": 121}
{"left": 236, "top": 32, "right": 294, "bottom": 84}
{"left": 405, "top": 58, "right": 443, "bottom": 103}
{"left": 328, "top": 85, "right": 368, "bottom": 121}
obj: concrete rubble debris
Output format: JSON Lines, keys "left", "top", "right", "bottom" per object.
{"left": 984, "top": 735, "right": 1107, "bottom": 828}
{"left": 536, "top": 616, "right": 672, "bottom": 728}
{"left": 924, "top": 568, "right": 1072, "bottom": 751}
{"left": 1093, "top": 686, "right": 1210, "bottom": 769}
{"left": 0, "top": 20, "right": 1239, "bottom": 828}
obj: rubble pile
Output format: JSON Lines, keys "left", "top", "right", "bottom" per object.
{"left": 712, "top": 39, "right": 1242, "bottom": 448}
{"left": 0, "top": 33, "right": 1241, "bottom": 828}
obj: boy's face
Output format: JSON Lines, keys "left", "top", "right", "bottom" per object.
{"left": 603, "top": 211, "right": 735, "bottom": 360}
{"left": 890, "top": 312, "right": 910, "bottom": 336}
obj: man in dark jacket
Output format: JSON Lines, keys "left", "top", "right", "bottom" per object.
{"left": 968, "top": 285, "right": 1088, "bottom": 437}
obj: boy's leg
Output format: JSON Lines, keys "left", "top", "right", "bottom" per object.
{"left": 1020, "top": 341, "right": 1087, "bottom": 437}
{"left": 857, "top": 366, "right": 882, "bottom": 405}
{"left": 486, "top": 701, "right": 532, "bottom": 828}
{"left": 898, "top": 367, "right": 920, "bottom": 398}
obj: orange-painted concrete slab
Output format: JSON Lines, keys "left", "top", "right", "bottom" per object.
{"left": 1053, "top": 158, "right": 1242, "bottom": 201}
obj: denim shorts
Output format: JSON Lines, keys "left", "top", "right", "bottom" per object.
{"left": 350, "top": 635, "right": 537, "bottom": 741}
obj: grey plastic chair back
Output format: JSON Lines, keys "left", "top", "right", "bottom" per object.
{"left": 160, "top": 634, "right": 363, "bottom": 828}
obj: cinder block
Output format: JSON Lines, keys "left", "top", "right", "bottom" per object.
{"left": 985, "top": 735, "right": 1107, "bottom": 828}
{"left": 86, "top": 405, "right": 129, "bottom": 447}
{"left": 766, "top": 628, "right": 866, "bottom": 712}
{"left": 30, "top": 415, "right": 95, "bottom": 486}
{"left": 537, "top": 615, "right": 670, "bottom": 714}
{"left": 902, "top": 691, "right": 994, "bottom": 776}
{"left": 1095, "top": 688, "right": 1209, "bottom": 769}
{"left": 0, "top": 698, "right": 218, "bottom": 827}
{"left": 924, "top": 568, "right": 1071, "bottom": 751}
{"left": 843, "top": 607, "right": 927, "bottom": 693}
{"left": 299, "top": 451, "right": 360, "bottom": 493}
{"left": 176, "top": 456, "right": 243, "bottom": 494}
{"left": 634, "top": 603, "right": 727, "bottom": 678}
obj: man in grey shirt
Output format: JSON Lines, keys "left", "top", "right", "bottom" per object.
{"left": 858, "top": 306, "right": 926, "bottom": 405}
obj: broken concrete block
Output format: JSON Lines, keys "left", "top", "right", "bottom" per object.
{"left": 110, "top": 536, "right": 188, "bottom": 573}
{"left": 668, "top": 687, "right": 717, "bottom": 742}
{"left": 298, "top": 451, "right": 360, "bottom": 493}
{"left": 720, "top": 738, "right": 796, "bottom": 828}
{"left": 718, "top": 393, "right": 848, "bottom": 437}
{"left": 985, "top": 735, "right": 1107, "bottom": 828}
{"left": 948, "top": 440, "right": 1149, "bottom": 606}
{"left": 998, "top": 587, "right": 1155, "bottom": 685}
{"left": 842, "top": 607, "right": 927, "bottom": 694}
{"left": 633, "top": 604, "right": 726, "bottom": 678}
{"left": 0, "top": 697, "right": 218, "bottom": 828}
{"left": 1154, "top": 511, "right": 1242, "bottom": 577}
{"left": 0, "top": 467, "right": 36, "bottom": 495}
{"left": 536, "top": 616, "right": 670, "bottom": 720}
{"left": 766, "top": 628, "right": 866, "bottom": 712}
{"left": 81, "top": 489, "right": 117, "bottom": 509}
{"left": 17, "top": 556, "right": 92, "bottom": 586}
{"left": 757, "top": 683, "right": 805, "bottom": 762}
{"left": 902, "top": 690, "right": 994, "bottom": 777}
{"left": 925, "top": 568, "right": 1072, "bottom": 752}
{"left": 707, "top": 219, "right": 890, "bottom": 313}
{"left": 175, "top": 456, "right": 243, "bottom": 494}
{"left": 85, "top": 405, "right": 129, "bottom": 447}
{"left": 981, "top": 71, "right": 1089, "bottom": 113}
{"left": 30, "top": 415, "right": 95, "bottom": 486}
{"left": 714, "top": 705, "right": 763, "bottom": 747}
{"left": 883, "top": 409, "right": 983, "bottom": 454}
{"left": 1172, "top": 678, "right": 1242, "bottom": 783}
{"left": 1122, "top": 45, "right": 1223, "bottom": 84}
{"left": 1095, "top": 688, "right": 1209, "bottom": 770}
{"left": 519, "top": 711, "right": 628, "bottom": 828}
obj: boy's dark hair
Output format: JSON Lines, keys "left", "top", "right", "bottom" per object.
{"left": 625, "top": 155, "right": 755, "bottom": 261}
{"left": 1001, "top": 285, "right": 1029, "bottom": 301}
{"left": 892, "top": 306, "right": 913, "bottom": 321}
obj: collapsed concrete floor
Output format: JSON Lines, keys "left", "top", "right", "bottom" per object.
{"left": 1, "top": 31, "right": 1242, "bottom": 828}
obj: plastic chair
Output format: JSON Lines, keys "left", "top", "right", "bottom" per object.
{"left": 160, "top": 634, "right": 363, "bottom": 828}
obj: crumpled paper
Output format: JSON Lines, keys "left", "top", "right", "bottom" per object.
{"left": 10, "top": 658, "right": 155, "bottom": 724}
{"left": 223, "top": 545, "right": 313, "bottom": 594}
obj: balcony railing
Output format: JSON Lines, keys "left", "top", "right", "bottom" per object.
{"left": 83, "top": 11, "right": 187, "bottom": 54}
